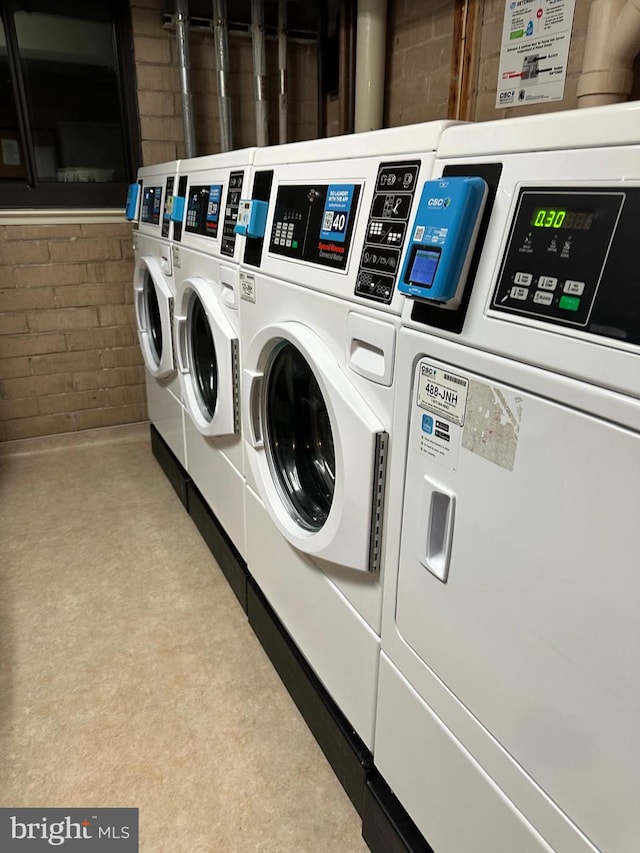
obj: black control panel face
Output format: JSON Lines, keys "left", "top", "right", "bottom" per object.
{"left": 268, "top": 183, "right": 361, "bottom": 271}
{"left": 141, "top": 185, "right": 162, "bottom": 225}
{"left": 355, "top": 161, "right": 421, "bottom": 304}
{"left": 491, "top": 188, "right": 640, "bottom": 341}
{"left": 221, "top": 170, "right": 244, "bottom": 257}
{"left": 185, "top": 183, "right": 223, "bottom": 238}
{"left": 161, "top": 176, "right": 174, "bottom": 238}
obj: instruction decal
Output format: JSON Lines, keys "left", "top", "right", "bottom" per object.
{"left": 496, "top": 0, "right": 577, "bottom": 108}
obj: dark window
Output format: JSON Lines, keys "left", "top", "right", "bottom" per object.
{"left": 0, "top": 0, "right": 140, "bottom": 208}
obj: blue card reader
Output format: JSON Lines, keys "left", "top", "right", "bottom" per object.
{"left": 125, "top": 182, "right": 140, "bottom": 222}
{"left": 235, "top": 199, "right": 269, "bottom": 239}
{"left": 399, "top": 176, "right": 487, "bottom": 308}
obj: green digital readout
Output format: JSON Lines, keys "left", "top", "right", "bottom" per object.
{"left": 530, "top": 207, "right": 594, "bottom": 230}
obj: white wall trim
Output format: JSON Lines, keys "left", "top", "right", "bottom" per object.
{"left": 0, "top": 208, "right": 127, "bottom": 225}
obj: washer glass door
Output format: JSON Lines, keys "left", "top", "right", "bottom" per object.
{"left": 143, "top": 268, "right": 163, "bottom": 367}
{"left": 187, "top": 292, "right": 218, "bottom": 421}
{"left": 264, "top": 341, "right": 335, "bottom": 531}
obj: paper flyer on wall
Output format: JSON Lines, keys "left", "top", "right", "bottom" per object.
{"left": 496, "top": 0, "right": 577, "bottom": 109}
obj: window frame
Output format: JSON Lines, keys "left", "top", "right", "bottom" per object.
{"left": 0, "top": 0, "right": 140, "bottom": 209}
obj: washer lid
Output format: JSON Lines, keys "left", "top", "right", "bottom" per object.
{"left": 243, "top": 320, "right": 388, "bottom": 573}
{"left": 134, "top": 254, "right": 175, "bottom": 378}
{"left": 175, "top": 276, "right": 239, "bottom": 437}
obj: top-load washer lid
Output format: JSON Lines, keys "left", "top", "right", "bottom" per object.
{"left": 175, "top": 276, "right": 240, "bottom": 438}
{"left": 134, "top": 254, "right": 175, "bottom": 379}
{"left": 243, "top": 320, "right": 388, "bottom": 573}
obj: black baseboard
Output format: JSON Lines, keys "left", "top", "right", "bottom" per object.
{"left": 149, "top": 423, "right": 189, "bottom": 509}
{"left": 187, "top": 480, "right": 249, "bottom": 613}
{"left": 246, "top": 577, "right": 373, "bottom": 817}
{"left": 362, "top": 772, "right": 435, "bottom": 853}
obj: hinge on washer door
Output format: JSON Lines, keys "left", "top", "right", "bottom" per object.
{"left": 368, "top": 430, "right": 388, "bottom": 573}
{"left": 231, "top": 338, "right": 240, "bottom": 434}
{"left": 168, "top": 296, "right": 176, "bottom": 369}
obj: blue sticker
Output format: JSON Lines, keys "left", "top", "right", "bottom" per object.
{"left": 320, "top": 184, "right": 355, "bottom": 242}
{"left": 422, "top": 414, "right": 434, "bottom": 435}
{"left": 206, "top": 185, "right": 222, "bottom": 224}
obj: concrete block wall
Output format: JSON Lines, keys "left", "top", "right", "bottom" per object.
{"left": 132, "top": 0, "right": 319, "bottom": 164}
{"left": 385, "top": 0, "right": 455, "bottom": 126}
{"left": 1, "top": 1, "right": 319, "bottom": 444}
{"left": 0, "top": 222, "right": 143, "bottom": 442}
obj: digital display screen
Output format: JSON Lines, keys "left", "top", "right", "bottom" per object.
{"left": 409, "top": 248, "right": 440, "bottom": 288}
{"left": 141, "top": 185, "right": 162, "bottom": 225}
{"left": 530, "top": 207, "right": 594, "bottom": 230}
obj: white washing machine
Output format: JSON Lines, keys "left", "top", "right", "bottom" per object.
{"left": 373, "top": 103, "right": 640, "bottom": 853}
{"left": 238, "top": 123, "right": 453, "bottom": 749}
{"left": 171, "top": 149, "right": 256, "bottom": 559}
{"left": 128, "top": 160, "right": 186, "bottom": 468}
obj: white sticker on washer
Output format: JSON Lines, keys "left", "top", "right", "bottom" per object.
{"left": 416, "top": 362, "right": 469, "bottom": 426}
{"left": 172, "top": 245, "right": 181, "bottom": 269}
{"left": 240, "top": 270, "right": 256, "bottom": 302}
{"left": 414, "top": 361, "right": 468, "bottom": 471}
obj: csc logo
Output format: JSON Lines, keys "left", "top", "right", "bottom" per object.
{"left": 427, "top": 197, "right": 451, "bottom": 208}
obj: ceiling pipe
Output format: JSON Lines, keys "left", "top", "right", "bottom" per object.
{"left": 175, "top": 0, "right": 197, "bottom": 157}
{"left": 213, "top": 0, "right": 233, "bottom": 151}
{"left": 251, "top": 0, "right": 269, "bottom": 146}
{"left": 577, "top": 0, "right": 640, "bottom": 107}
{"left": 354, "top": 0, "right": 387, "bottom": 132}
{"left": 338, "top": 0, "right": 357, "bottom": 134}
{"left": 278, "top": 0, "right": 288, "bottom": 144}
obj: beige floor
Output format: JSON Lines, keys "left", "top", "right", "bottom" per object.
{"left": 0, "top": 423, "right": 369, "bottom": 852}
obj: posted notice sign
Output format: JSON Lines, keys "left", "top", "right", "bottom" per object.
{"left": 496, "top": 0, "right": 576, "bottom": 108}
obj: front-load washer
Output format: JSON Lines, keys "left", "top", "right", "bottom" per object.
{"left": 171, "top": 149, "right": 256, "bottom": 559}
{"left": 373, "top": 102, "right": 640, "bottom": 853}
{"left": 128, "top": 160, "right": 186, "bottom": 468}
{"left": 238, "top": 123, "right": 454, "bottom": 749}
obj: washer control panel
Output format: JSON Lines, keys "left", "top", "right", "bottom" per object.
{"left": 268, "top": 183, "right": 361, "bottom": 271}
{"left": 354, "top": 160, "right": 421, "bottom": 304}
{"left": 221, "top": 170, "right": 245, "bottom": 257}
{"left": 185, "top": 183, "right": 223, "bottom": 238}
{"left": 491, "top": 188, "right": 640, "bottom": 342}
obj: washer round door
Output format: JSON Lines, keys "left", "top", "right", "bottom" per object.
{"left": 134, "top": 254, "right": 175, "bottom": 378}
{"left": 175, "top": 276, "right": 239, "bottom": 437}
{"left": 243, "top": 321, "right": 388, "bottom": 573}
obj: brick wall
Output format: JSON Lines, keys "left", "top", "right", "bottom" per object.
{"left": 385, "top": 0, "right": 455, "bottom": 126}
{"left": 131, "top": 0, "right": 319, "bottom": 164}
{"left": 0, "top": 221, "right": 143, "bottom": 442}
{"left": 1, "top": 1, "right": 319, "bottom": 444}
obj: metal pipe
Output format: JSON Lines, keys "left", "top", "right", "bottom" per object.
{"left": 175, "top": 0, "right": 196, "bottom": 157}
{"left": 251, "top": 0, "right": 269, "bottom": 146}
{"left": 278, "top": 0, "right": 288, "bottom": 144}
{"left": 577, "top": 0, "right": 640, "bottom": 107}
{"left": 338, "top": 0, "right": 357, "bottom": 134}
{"left": 354, "top": 0, "right": 387, "bottom": 132}
{"left": 213, "top": 0, "right": 233, "bottom": 151}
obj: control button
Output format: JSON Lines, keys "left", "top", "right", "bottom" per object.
{"left": 564, "top": 279, "right": 585, "bottom": 295}
{"left": 510, "top": 286, "right": 529, "bottom": 300}
{"left": 538, "top": 276, "right": 558, "bottom": 291}
{"left": 559, "top": 294, "right": 580, "bottom": 312}
{"left": 533, "top": 291, "right": 553, "bottom": 306}
{"left": 514, "top": 272, "right": 533, "bottom": 285}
